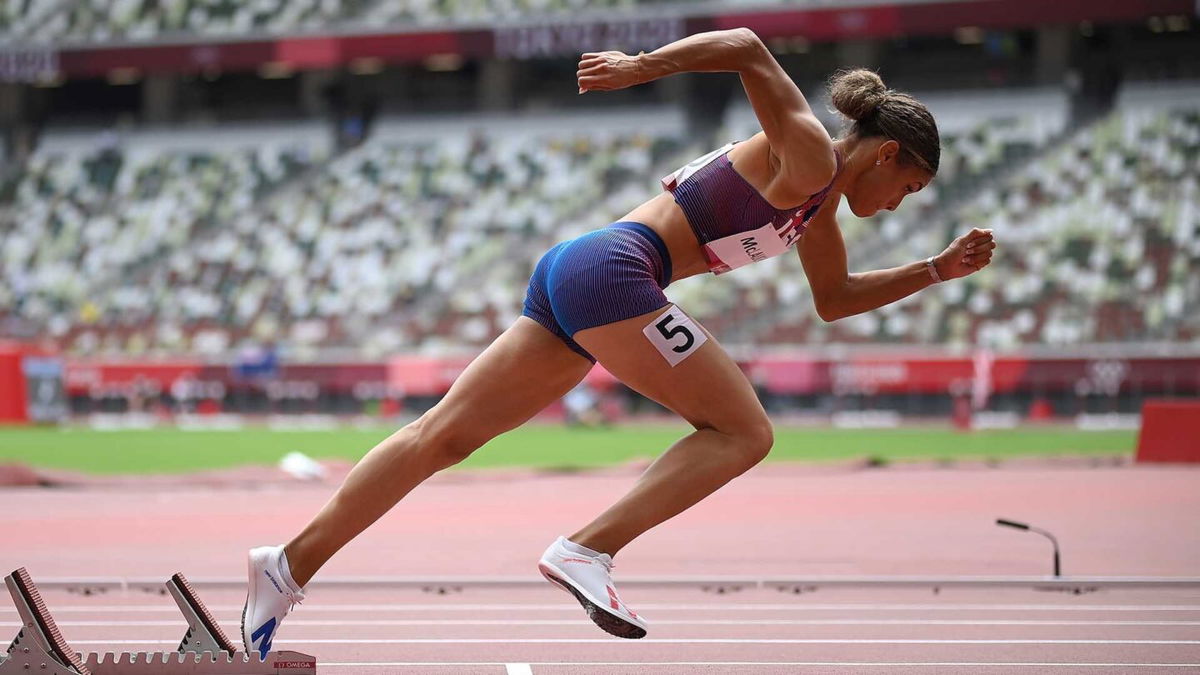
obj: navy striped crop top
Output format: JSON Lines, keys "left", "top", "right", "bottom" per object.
{"left": 661, "top": 143, "right": 842, "bottom": 274}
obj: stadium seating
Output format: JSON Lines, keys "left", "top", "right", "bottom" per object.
{"left": 799, "top": 85, "right": 1199, "bottom": 348}
{"left": 3, "top": 87, "right": 1196, "bottom": 357}
{"left": 1, "top": 111, "right": 691, "bottom": 357}
{"left": 1, "top": 0, "right": 61, "bottom": 40}
{"left": 24, "top": 0, "right": 375, "bottom": 43}
{"left": 12, "top": 0, "right": 663, "bottom": 43}
{"left": 362, "top": 0, "right": 642, "bottom": 27}
{"left": 0, "top": 126, "right": 330, "bottom": 356}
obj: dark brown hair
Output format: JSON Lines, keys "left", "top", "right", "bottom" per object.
{"left": 829, "top": 68, "right": 940, "bottom": 175}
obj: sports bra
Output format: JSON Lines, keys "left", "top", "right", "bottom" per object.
{"left": 662, "top": 142, "right": 842, "bottom": 275}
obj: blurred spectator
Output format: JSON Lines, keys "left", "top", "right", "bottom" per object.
{"left": 3, "top": 100, "right": 1196, "bottom": 357}
{"left": 563, "top": 381, "right": 608, "bottom": 427}
{"left": 10, "top": 0, "right": 657, "bottom": 44}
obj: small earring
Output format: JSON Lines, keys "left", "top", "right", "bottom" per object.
{"left": 875, "top": 160, "right": 880, "bottom": 166}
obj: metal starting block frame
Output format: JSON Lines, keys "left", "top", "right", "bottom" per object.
{"left": 2, "top": 568, "right": 316, "bottom": 675}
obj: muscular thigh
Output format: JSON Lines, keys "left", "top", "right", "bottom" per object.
{"left": 573, "top": 305, "right": 768, "bottom": 434}
{"left": 421, "top": 317, "right": 594, "bottom": 446}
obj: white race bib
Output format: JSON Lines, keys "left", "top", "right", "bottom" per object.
{"left": 701, "top": 222, "right": 791, "bottom": 275}
{"left": 643, "top": 306, "right": 707, "bottom": 367}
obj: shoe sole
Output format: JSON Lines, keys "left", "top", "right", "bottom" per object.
{"left": 538, "top": 561, "right": 646, "bottom": 640}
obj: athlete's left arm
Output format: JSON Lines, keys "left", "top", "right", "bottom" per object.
{"left": 797, "top": 197, "right": 996, "bottom": 322}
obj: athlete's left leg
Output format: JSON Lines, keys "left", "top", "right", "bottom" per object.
{"left": 535, "top": 304, "right": 770, "bottom": 639}
{"left": 566, "top": 308, "right": 773, "bottom": 558}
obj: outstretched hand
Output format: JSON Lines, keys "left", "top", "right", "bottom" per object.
{"left": 577, "top": 51, "right": 644, "bottom": 93}
{"left": 935, "top": 228, "right": 996, "bottom": 281}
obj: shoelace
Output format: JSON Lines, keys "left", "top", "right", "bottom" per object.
{"left": 277, "top": 560, "right": 305, "bottom": 612}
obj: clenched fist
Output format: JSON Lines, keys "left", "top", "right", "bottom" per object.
{"left": 934, "top": 228, "right": 996, "bottom": 281}
{"left": 577, "top": 51, "right": 645, "bottom": 93}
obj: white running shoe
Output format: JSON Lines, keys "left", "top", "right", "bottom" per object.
{"left": 242, "top": 545, "right": 305, "bottom": 660}
{"left": 538, "top": 536, "right": 648, "bottom": 639}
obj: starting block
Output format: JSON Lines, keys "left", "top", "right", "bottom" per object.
{"left": 2, "top": 568, "right": 316, "bottom": 675}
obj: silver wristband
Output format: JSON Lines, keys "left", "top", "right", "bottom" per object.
{"left": 925, "top": 257, "right": 943, "bottom": 283}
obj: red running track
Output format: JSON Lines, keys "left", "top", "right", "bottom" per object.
{"left": 4, "top": 585, "right": 1199, "bottom": 674}
{"left": 2, "top": 461, "right": 1198, "bottom": 673}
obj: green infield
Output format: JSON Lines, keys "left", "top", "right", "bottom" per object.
{"left": 0, "top": 424, "right": 1135, "bottom": 475}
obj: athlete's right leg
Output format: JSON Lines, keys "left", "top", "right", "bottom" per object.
{"left": 245, "top": 315, "right": 590, "bottom": 656}
{"left": 284, "top": 316, "right": 593, "bottom": 586}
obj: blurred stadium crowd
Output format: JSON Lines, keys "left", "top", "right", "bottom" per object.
{"left": 3, "top": 83, "right": 1197, "bottom": 359}
{"left": 1, "top": 2, "right": 1197, "bottom": 363}
{"left": 5, "top": 0, "right": 653, "bottom": 42}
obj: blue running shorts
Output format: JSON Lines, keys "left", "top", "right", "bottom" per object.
{"left": 522, "top": 221, "right": 673, "bottom": 362}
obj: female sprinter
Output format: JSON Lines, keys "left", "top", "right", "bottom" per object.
{"left": 241, "top": 27, "right": 997, "bottom": 652}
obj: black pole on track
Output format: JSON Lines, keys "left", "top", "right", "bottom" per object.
{"left": 997, "top": 518, "right": 1062, "bottom": 577}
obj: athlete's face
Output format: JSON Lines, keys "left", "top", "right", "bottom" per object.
{"left": 845, "top": 139, "right": 933, "bottom": 218}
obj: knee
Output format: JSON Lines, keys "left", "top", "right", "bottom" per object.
{"left": 708, "top": 417, "right": 773, "bottom": 470}
{"left": 739, "top": 418, "right": 775, "bottom": 467}
{"left": 409, "top": 410, "right": 486, "bottom": 468}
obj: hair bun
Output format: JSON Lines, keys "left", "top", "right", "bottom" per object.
{"left": 829, "top": 69, "right": 888, "bottom": 121}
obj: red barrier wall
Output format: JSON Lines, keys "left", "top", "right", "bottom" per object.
{"left": 65, "top": 361, "right": 203, "bottom": 395}
{"left": 0, "top": 347, "right": 26, "bottom": 423}
{"left": 59, "top": 354, "right": 1200, "bottom": 400}
{"left": 1135, "top": 399, "right": 1200, "bottom": 463}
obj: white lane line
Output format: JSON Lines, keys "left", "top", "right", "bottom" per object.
{"left": 69, "top": 638, "right": 1200, "bottom": 645}
{"left": 314, "top": 662, "right": 1200, "bottom": 669}
{"left": 8, "top": 603, "right": 1200, "bottom": 613}
{"left": 505, "top": 665, "right": 532, "bottom": 675}
{"left": 20, "top": 619, "right": 1200, "bottom": 627}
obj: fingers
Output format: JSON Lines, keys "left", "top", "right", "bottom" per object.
{"left": 577, "top": 52, "right": 617, "bottom": 68}
{"left": 945, "top": 227, "right": 997, "bottom": 276}
{"left": 576, "top": 76, "right": 609, "bottom": 91}
{"left": 577, "top": 57, "right": 603, "bottom": 93}
{"left": 577, "top": 51, "right": 638, "bottom": 94}
{"left": 577, "top": 62, "right": 605, "bottom": 77}
{"left": 962, "top": 228, "right": 996, "bottom": 267}
{"left": 577, "top": 53, "right": 620, "bottom": 93}
{"left": 576, "top": 57, "right": 604, "bottom": 92}
{"left": 964, "top": 228, "right": 994, "bottom": 246}
{"left": 962, "top": 249, "right": 994, "bottom": 268}
{"left": 959, "top": 256, "right": 990, "bottom": 272}
{"left": 576, "top": 65, "right": 605, "bottom": 92}
{"left": 961, "top": 244, "right": 995, "bottom": 267}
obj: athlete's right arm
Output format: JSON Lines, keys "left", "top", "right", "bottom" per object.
{"left": 577, "top": 28, "right": 835, "bottom": 196}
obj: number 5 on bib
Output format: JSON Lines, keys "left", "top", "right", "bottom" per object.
{"left": 643, "top": 305, "right": 707, "bottom": 367}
